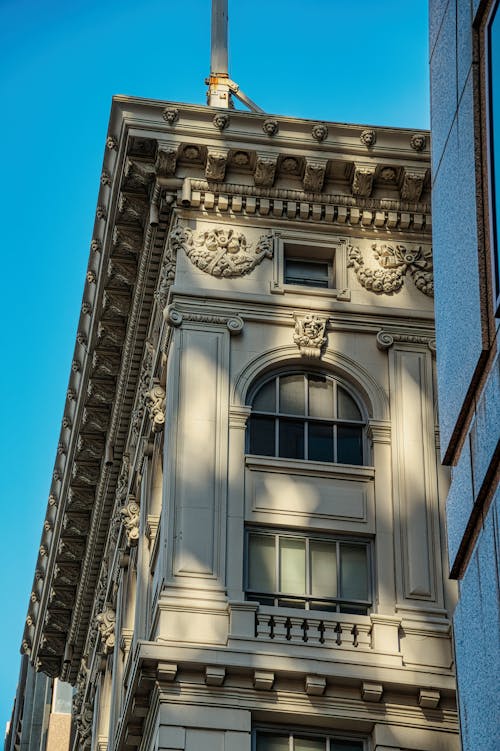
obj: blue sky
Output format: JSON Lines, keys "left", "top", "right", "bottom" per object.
{"left": 0, "top": 0, "right": 429, "bottom": 729}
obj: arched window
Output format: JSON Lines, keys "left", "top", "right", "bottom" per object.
{"left": 247, "top": 372, "right": 366, "bottom": 465}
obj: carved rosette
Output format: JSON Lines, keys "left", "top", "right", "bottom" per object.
{"left": 348, "top": 243, "right": 433, "bottom": 296}
{"left": 120, "top": 496, "right": 140, "bottom": 546}
{"left": 96, "top": 605, "right": 116, "bottom": 653}
{"left": 145, "top": 384, "right": 166, "bottom": 433}
{"left": 171, "top": 225, "right": 273, "bottom": 278}
{"left": 293, "top": 314, "right": 328, "bottom": 358}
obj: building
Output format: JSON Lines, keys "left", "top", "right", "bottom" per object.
{"left": 19, "top": 97, "right": 459, "bottom": 751}
{"left": 4, "top": 658, "right": 72, "bottom": 751}
{"left": 429, "top": 0, "right": 500, "bottom": 749}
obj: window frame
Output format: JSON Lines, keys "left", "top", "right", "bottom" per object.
{"left": 246, "top": 371, "right": 368, "bottom": 467}
{"left": 270, "top": 232, "right": 351, "bottom": 301}
{"left": 253, "top": 726, "right": 367, "bottom": 751}
{"left": 486, "top": 0, "right": 500, "bottom": 316}
{"left": 245, "top": 528, "right": 373, "bottom": 615}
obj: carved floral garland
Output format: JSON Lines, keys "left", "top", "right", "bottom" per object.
{"left": 170, "top": 225, "right": 273, "bottom": 278}
{"left": 348, "top": 243, "right": 433, "bottom": 296}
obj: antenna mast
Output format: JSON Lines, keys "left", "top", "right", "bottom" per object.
{"left": 206, "top": 0, "right": 264, "bottom": 113}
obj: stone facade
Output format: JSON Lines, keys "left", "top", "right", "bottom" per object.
{"left": 20, "top": 99, "right": 458, "bottom": 751}
{"left": 430, "top": 1, "right": 500, "bottom": 749}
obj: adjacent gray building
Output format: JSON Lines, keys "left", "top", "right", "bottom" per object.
{"left": 430, "top": 0, "right": 500, "bottom": 748}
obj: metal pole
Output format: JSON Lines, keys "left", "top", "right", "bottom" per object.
{"left": 206, "top": 0, "right": 264, "bottom": 112}
{"left": 210, "top": 0, "right": 228, "bottom": 76}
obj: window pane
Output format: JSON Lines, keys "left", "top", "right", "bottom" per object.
{"left": 310, "top": 540, "right": 337, "bottom": 598}
{"left": 337, "top": 386, "right": 362, "bottom": 421}
{"left": 279, "top": 419, "right": 304, "bottom": 459}
{"left": 256, "top": 734, "right": 289, "bottom": 751}
{"left": 490, "top": 4, "right": 500, "bottom": 299}
{"left": 337, "top": 425, "right": 363, "bottom": 465}
{"left": 308, "top": 375, "right": 334, "bottom": 418}
{"left": 308, "top": 422, "right": 334, "bottom": 462}
{"left": 248, "top": 534, "right": 276, "bottom": 592}
{"left": 279, "top": 374, "right": 305, "bottom": 415}
{"left": 280, "top": 537, "right": 306, "bottom": 595}
{"left": 285, "top": 259, "right": 330, "bottom": 288}
{"left": 253, "top": 379, "right": 276, "bottom": 412}
{"left": 249, "top": 416, "right": 275, "bottom": 456}
{"left": 340, "top": 544, "right": 368, "bottom": 601}
{"left": 331, "top": 743, "right": 364, "bottom": 751}
{"left": 294, "top": 738, "right": 325, "bottom": 751}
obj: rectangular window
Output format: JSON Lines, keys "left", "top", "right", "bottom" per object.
{"left": 489, "top": 1, "right": 500, "bottom": 314}
{"left": 284, "top": 243, "right": 335, "bottom": 288}
{"left": 255, "top": 730, "right": 364, "bottom": 751}
{"left": 246, "top": 531, "right": 371, "bottom": 614}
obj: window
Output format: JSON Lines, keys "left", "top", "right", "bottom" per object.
{"left": 488, "top": 1, "right": 500, "bottom": 313}
{"left": 284, "top": 242, "right": 335, "bottom": 289}
{"left": 248, "top": 373, "right": 365, "bottom": 466}
{"left": 247, "top": 530, "right": 371, "bottom": 615}
{"left": 255, "top": 730, "right": 364, "bottom": 751}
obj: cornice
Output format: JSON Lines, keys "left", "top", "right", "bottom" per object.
{"left": 112, "top": 96, "right": 430, "bottom": 157}
{"left": 112, "top": 641, "right": 457, "bottom": 750}
{"left": 22, "top": 122, "right": 173, "bottom": 680}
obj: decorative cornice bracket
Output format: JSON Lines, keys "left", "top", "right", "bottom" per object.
{"left": 351, "top": 163, "right": 376, "bottom": 197}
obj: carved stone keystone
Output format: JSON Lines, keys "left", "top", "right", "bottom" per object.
{"left": 293, "top": 314, "right": 328, "bottom": 358}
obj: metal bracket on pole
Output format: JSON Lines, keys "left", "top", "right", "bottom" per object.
{"left": 206, "top": 0, "right": 264, "bottom": 113}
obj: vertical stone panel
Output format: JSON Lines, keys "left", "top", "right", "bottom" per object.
{"left": 171, "top": 327, "right": 229, "bottom": 582}
{"left": 390, "top": 347, "right": 439, "bottom": 604}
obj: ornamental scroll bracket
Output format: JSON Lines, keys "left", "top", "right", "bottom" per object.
{"left": 95, "top": 605, "right": 116, "bottom": 654}
{"left": 170, "top": 225, "right": 273, "bottom": 278}
{"left": 293, "top": 314, "right": 328, "bottom": 358}
{"left": 145, "top": 382, "right": 166, "bottom": 433}
{"left": 120, "top": 495, "right": 140, "bottom": 546}
{"left": 164, "top": 305, "right": 244, "bottom": 336}
{"left": 348, "top": 243, "right": 433, "bottom": 296}
{"left": 376, "top": 329, "right": 436, "bottom": 353}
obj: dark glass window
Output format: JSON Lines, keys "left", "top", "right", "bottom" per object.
{"left": 490, "top": 2, "right": 500, "bottom": 313}
{"left": 248, "top": 373, "right": 366, "bottom": 465}
{"left": 255, "top": 729, "right": 364, "bottom": 750}
{"left": 247, "top": 531, "right": 371, "bottom": 614}
{"left": 285, "top": 259, "right": 331, "bottom": 288}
